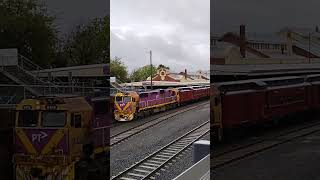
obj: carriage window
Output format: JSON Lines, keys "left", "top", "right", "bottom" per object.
{"left": 18, "top": 111, "right": 38, "bottom": 127}
{"left": 42, "top": 111, "right": 66, "bottom": 127}
{"left": 71, "top": 114, "right": 82, "bottom": 128}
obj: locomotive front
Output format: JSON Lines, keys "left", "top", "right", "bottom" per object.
{"left": 114, "top": 92, "right": 139, "bottom": 121}
{"left": 13, "top": 96, "right": 91, "bottom": 179}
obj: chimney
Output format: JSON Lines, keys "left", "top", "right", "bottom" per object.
{"left": 185, "top": 69, "right": 187, "bottom": 79}
{"left": 240, "top": 24, "right": 246, "bottom": 58}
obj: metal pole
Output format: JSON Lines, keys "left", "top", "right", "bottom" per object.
{"left": 150, "top": 50, "right": 153, "bottom": 90}
{"left": 309, "top": 32, "right": 311, "bottom": 63}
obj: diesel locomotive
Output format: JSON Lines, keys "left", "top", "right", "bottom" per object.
{"left": 114, "top": 86, "right": 210, "bottom": 122}
{"left": 13, "top": 96, "right": 110, "bottom": 179}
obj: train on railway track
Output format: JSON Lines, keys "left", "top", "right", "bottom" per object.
{"left": 13, "top": 95, "right": 110, "bottom": 179}
{"left": 113, "top": 85, "right": 210, "bottom": 121}
{"left": 211, "top": 74, "right": 320, "bottom": 141}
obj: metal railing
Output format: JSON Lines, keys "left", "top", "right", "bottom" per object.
{"left": 0, "top": 84, "right": 110, "bottom": 105}
{"left": 18, "top": 54, "right": 64, "bottom": 84}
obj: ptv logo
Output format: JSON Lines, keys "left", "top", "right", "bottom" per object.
{"left": 32, "top": 131, "right": 48, "bottom": 143}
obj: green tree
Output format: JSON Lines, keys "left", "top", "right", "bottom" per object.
{"left": 110, "top": 57, "right": 128, "bottom": 82}
{"left": 64, "top": 16, "right": 109, "bottom": 66}
{"left": 0, "top": 0, "right": 58, "bottom": 67}
{"left": 157, "top": 64, "right": 170, "bottom": 70}
{"left": 130, "top": 65, "right": 157, "bottom": 82}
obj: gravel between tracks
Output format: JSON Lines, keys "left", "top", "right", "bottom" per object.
{"left": 110, "top": 103, "right": 209, "bottom": 177}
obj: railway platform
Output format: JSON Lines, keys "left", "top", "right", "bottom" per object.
{"left": 212, "top": 121, "right": 320, "bottom": 180}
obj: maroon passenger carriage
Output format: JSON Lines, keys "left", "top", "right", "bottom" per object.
{"left": 192, "top": 86, "right": 209, "bottom": 100}
{"left": 176, "top": 87, "right": 194, "bottom": 105}
{"left": 215, "top": 75, "right": 316, "bottom": 130}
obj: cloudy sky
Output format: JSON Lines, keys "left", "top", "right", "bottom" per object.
{"left": 212, "top": 0, "right": 320, "bottom": 34}
{"left": 45, "top": 0, "right": 109, "bottom": 36}
{"left": 111, "top": 0, "right": 210, "bottom": 73}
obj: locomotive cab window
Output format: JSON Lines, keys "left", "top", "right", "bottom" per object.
{"left": 18, "top": 110, "right": 38, "bottom": 127}
{"left": 71, "top": 113, "right": 82, "bottom": 128}
{"left": 42, "top": 111, "right": 66, "bottom": 127}
{"left": 115, "top": 96, "right": 122, "bottom": 102}
{"left": 123, "top": 96, "right": 131, "bottom": 102}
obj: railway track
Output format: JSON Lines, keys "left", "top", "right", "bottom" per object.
{"left": 110, "top": 101, "right": 209, "bottom": 146}
{"left": 212, "top": 120, "right": 320, "bottom": 170}
{"left": 111, "top": 121, "right": 210, "bottom": 180}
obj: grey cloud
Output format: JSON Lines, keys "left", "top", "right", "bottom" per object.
{"left": 45, "top": 0, "right": 109, "bottom": 35}
{"left": 111, "top": 0, "right": 209, "bottom": 73}
{"left": 212, "top": 0, "right": 320, "bottom": 34}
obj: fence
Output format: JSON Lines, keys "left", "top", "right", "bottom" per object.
{"left": 0, "top": 84, "right": 110, "bottom": 106}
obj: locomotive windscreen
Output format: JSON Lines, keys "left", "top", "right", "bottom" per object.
{"left": 42, "top": 111, "right": 66, "bottom": 127}
{"left": 18, "top": 111, "right": 38, "bottom": 127}
{"left": 115, "top": 96, "right": 122, "bottom": 102}
{"left": 123, "top": 96, "right": 131, "bottom": 102}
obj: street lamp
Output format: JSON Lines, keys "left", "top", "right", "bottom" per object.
{"left": 149, "top": 50, "right": 153, "bottom": 90}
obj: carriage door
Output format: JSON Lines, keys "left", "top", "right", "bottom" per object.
{"left": 69, "top": 112, "right": 85, "bottom": 154}
{"left": 213, "top": 95, "right": 222, "bottom": 128}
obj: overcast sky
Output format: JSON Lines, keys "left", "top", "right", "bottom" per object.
{"left": 212, "top": 0, "right": 320, "bottom": 34}
{"left": 111, "top": 0, "right": 210, "bottom": 73}
{"left": 45, "top": 0, "right": 109, "bottom": 36}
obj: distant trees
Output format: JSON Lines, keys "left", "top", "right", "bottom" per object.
{"left": 63, "top": 16, "right": 109, "bottom": 66}
{"left": 110, "top": 57, "right": 129, "bottom": 82}
{"left": 157, "top": 64, "right": 170, "bottom": 70}
{"left": 109, "top": 58, "right": 171, "bottom": 82}
{"left": 0, "top": 0, "right": 57, "bottom": 67}
{"left": 130, "top": 65, "right": 157, "bottom": 82}
{"left": 0, "top": 0, "right": 110, "bottom": 68}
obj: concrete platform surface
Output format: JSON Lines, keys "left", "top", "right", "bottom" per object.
{"left": 212, "top": 130, "right": 320, "bottom": 180}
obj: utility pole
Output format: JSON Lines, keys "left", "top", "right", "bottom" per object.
{"left": 150, "top": 50, "right": 153, "bottom": 90}
{"left": 309, "top": 32, "right": 311, "bottom": 63}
